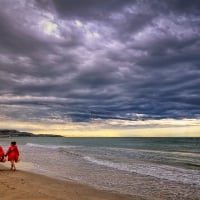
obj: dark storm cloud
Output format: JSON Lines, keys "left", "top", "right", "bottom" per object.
{"left": 50, "top": 0, "right": 134, "bottom": 19}
{"left": 0, "top": 0, "right": 200, "bottom": 123}
{"left": 162, "top": 0, "right": 200, "bottom": 14}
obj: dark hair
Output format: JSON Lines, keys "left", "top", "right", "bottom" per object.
{"left": 11, "top": 141, "right": 16, "bottom": 145}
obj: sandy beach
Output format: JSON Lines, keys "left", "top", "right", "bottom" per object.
{"left": 0, "top": 164, "right": 135, "bottom": 200}
{"left": 1, "top": 164, "right": 200, "bottom": 200}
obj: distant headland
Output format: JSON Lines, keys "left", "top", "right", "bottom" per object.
{"left": 0, "top": 129, "right": 63, "bottom": 137}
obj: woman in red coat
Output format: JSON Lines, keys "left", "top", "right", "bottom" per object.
{"left": 5, "top": 141, "right": 20, "bottom": 171}
{"left": 0, "top": 146, "right": 6, "bottom": 162}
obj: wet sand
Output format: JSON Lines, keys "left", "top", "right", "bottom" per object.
{"left": 0, "top": 164, "right": 136, "bottom": 200}
{"left": 0, "top": 164, "right": 199, "bottom": 200}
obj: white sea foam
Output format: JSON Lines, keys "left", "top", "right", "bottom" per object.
{"left": 25, "top": 143, "right": 77, "bottom": 149}
{"left": 25, "top": 142, "right": 200, "bottom": 186}
{"left": 84, "top": 156, "right": 200, "bottom": 186}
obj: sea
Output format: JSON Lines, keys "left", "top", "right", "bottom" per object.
{"left": 1, "top": 137, "right": 200, "bottom": 196}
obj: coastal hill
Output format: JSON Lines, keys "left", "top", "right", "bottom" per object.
{"left": 0, "top": 129, "right": 63, "bottom": 137}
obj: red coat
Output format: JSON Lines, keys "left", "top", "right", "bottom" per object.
{"left": 6, "top": 145, "right": 19, "bottom": 161}
{"left": 0, "top": 146, "right": 5, "bottom": 162}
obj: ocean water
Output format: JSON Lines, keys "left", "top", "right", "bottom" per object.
{"left": 1, "top": 137, "right": 200, "bottom": 195}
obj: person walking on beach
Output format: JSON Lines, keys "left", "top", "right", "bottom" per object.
{"left": 5, "top": 141, "right": 20, "bottom": 171}
{"left": 0, "top": 146, "right": 6, "bottom": 162}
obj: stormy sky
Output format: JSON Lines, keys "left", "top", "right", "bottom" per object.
{"left": 0, "top": 0, "right": 200, "bottom": 136}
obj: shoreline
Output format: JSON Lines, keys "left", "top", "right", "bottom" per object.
{"left": 1, "top": 164, "right": 200, "bottom": 200}
{"left": 0, "top": 164, "right": 135, "bottom": 200}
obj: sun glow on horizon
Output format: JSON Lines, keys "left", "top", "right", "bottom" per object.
{"left": 0, "top": 118, "right": 199, "bottom": 137}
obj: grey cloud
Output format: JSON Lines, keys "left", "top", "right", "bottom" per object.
{"left": 51, "top": 0, "right": 134, "bottom": 19}
{"left": 0, "top": 0, "right": 200, "bottom": 123}
{"left": 162, "top": 0, "right": 200, "bottom": 14}
{"left": 0, "top": 12, "right": 49, "bottom": 55}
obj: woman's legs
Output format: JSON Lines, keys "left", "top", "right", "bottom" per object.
{"left": 10, "top": 160, "right": 16, "bottom": 171}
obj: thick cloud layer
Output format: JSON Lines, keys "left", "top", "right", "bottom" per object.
{"left": 0, "top": 0, "right": 200, "bottom": 124}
